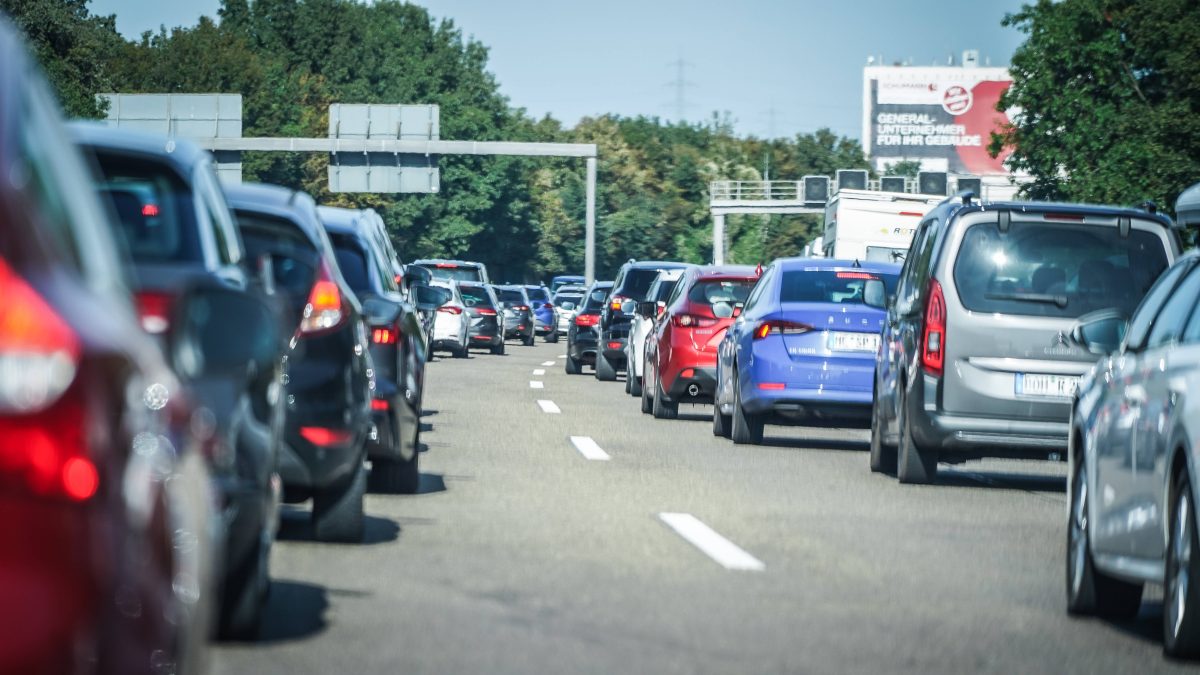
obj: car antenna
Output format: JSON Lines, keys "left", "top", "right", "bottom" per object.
{"left": 852, "top": 258, "right": 862, "bottom": 268}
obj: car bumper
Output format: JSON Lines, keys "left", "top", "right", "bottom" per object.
{"left": 666, "top": 366, "right": 717, "bottom": 401}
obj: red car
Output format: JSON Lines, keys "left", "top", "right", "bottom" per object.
{"left": 641, "top": 266, "right": 759, "bottom": 419}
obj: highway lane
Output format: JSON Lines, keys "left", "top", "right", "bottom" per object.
{"left": 213, "top": 340, "right": 1193, "bottom": 674}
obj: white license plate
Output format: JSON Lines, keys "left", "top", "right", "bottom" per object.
{"left": 829, "top": 332, "right": 879, "bottom": 353}
{"left": 1016, "top": 373, "right": 1079, "bottom": 399}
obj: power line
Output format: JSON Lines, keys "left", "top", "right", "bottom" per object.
{"left": 664, "top": 58, "right": 696, "bottom": 122}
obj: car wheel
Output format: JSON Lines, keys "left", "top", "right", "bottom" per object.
{"left": 547, "top": 332, "right": 559, "bottom": 344}
{"left": 523, "top": 333, "right": 535, "bottom": 347}
{"left": 897, "top": 390, "right": 937, "bottom": 484}
{"left": 595, "top": 351, "right": 617, "bottom": 381}
{"left": 312, "top": 461, "right": 366, "bottom": 543}
{"left": 491, "top": 341, "right": 505, "bottom": 355}
{"left": 218, "top": 530, "right": 270, "bottom": 640}
{"left": 1165, "top": 470, "right": 1200, "bottom": 656}
{"left": 454, "top": 343, "right": 468, "bottom": 359}
{"left": 869, "top": 388, "right": 897, "bottom": 474}
{"left": 565, "top": 353, "right": 581, "bottom": 374}
{"left": 624, "top": 372, "right": 632, "bottom": 394}
{"left": 730, "top": 371, "right": 764, "bottom": 445}
{"left": 1066, "top": 459, "right": 1143, "bottom": 618}
{"left": 652, "top": 377, "right": 678, "bottom": 420}
{"left": 712, "top": 400, "right": 731, "bottom": 438}
{"left": 629, "top": 371, "right": 642, "bottom": 397}
{"left": 640, "top": 360, "right": 654, "bottom": 414}
{"left": 369, "top": 418, "right": 420, "bottom": 494}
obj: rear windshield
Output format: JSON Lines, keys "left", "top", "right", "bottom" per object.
{"left": 525, "top": 287, "right": 550, "bottom": 302}
{"left": 779, "top": 270, "right": 900, "bottom": 304}
{"left": 687, "top": 279, "right": 755, "bottom": 307}
{"left": 554, "top": 293, "right": 583, "bottom": 308}
{"left": 330, "top": 234, "right": 372, "bottom": 294}
{"left": 417, "top": 262, "right": 482, "bottom": 283}
{"left": 583, "top": 285, "right": 613, "bottom": 310}
{"left": 94, "top": 155, "right": 202, "bottom": 263}
{"left": 237, "top": 211, "right": 319, "bottom": 300}
{"left": 458, "top": 284, "right": 495, "bottom": 308}
{"left": 652, "top": 279, "right": 680, "bottom": 303}
{"left": 952, "top": 222, "right": 1170, "bottom": 318}
{"left": 618, "top": 269, "right": 670, "bottom": 300}
{"left": 495, "top": 288, "right": 525, "bottom": 304}
{"left": 414, "top": 284, "right": 450, "bottom": 306}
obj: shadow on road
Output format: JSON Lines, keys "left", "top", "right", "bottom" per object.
{"left": 761, "top": 436, "right": 871, "bottom": 453}
{"left": 938, "top": 468, "right": 1066, "bottom": 493}
{"left": 421, "top": 408, "right": 438, "bottom": 418}
{"left": 420, "top": 422, "right": 434, "bottom": 433}
{"left": 416, "top": 472, "right": 447, "bottom": 495}
{"left": 276, "top": 508, "right": 402, "bottom": 545}
{"left": 252, "top": 580, "right": 329, "bottom": 644}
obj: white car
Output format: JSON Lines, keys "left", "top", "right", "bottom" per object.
{"left": 624, "top": 269, "right": 685, "bottom": 397}
{"left": 429, "top": 279, "right": 470, "bottom": 358}
{"left": 552, "top": 285, "right": 586, "bottom": 336}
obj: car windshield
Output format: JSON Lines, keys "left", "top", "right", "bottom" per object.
{"left": 93, "top": 154, "right": 203, "bottom": 264}
{"left": 619, "top": 268, "right": 671, "bottom": 300}
{"left": 458, "top": 284, "right": 495, "bottom": 308}
{"left": 496, "top": 288, "right": 525, "bottom": 304}
{"left": 414, "top": 284, "right": 450, "bottom": 306}
{"left": 525, "top": 287, "right": 550, "bottom": 302}
{"left": 952, "top": 221, "right": 1169, "bottom": 318}
{"left": 554, "top": 293, "right": 583, "bottom": 308}
{"left": 687, "top": 278, "right": 755, "bottom": 307}
{"left": 779, "top": 270, "right": 900, "bottom": 304}
{"left": 417, "top": 262, "right": 482, "bottom": 283}
{"left": 236, "top": 211, "right": 319, "bottom": 300}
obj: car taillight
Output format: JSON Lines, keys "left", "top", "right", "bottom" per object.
{"left": 516, "top": 305, "right": 529, "bottom": 312}
{"left": 370, "top": 399, "right": 389, "bottom": 411}
{"left": 372, "top": 327, "right": 397, "bottom": 344}
{"left": 0, "top": 258, "right": 96, "bottom": 501}
{"left": 478, "top": 308, "right": 497, "bottom": 316}
{"left": 575, "top": 313, "right": 599, "bottom": 327}
{"left": 437, "top": 306, "right": 463, "bottom": 315}
{"left": 610, "top": 295, "right": 630, "bottom": 312}
{"left": 299, "top": 426, "right": 352, "bottom": 447}
{"left": 753, "top": 320, "right": 813, "bottom": 340}
{"left": 135, "top": 291, "right": 173, "bottom": 334}
{"left": 299, "top": 261, "right": 345, "bottom": 336}
{"left": 673, "top": 314, "right": 717, "bottom": 328}
{"left": 922, "top": 279, "right": 946, "bottom": 377}
{"left": 544, "top": 303, "right": 554, "bottom": 309}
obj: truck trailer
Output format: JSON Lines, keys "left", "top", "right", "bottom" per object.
{"left": 820, "top": 189, "right": 943, "bottom": 263}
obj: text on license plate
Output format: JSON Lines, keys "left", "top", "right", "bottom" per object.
{"left": 829, "top": 332, "right": 879, "bottom": 353}
{"left": 1015, "top": 373, "right": 1079, "bottom": 399}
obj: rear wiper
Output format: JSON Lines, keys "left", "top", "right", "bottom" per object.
{"left": 984, "top": 292, "right": 1069, "bottom": 308}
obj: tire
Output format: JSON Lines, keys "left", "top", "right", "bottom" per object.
{"left": 1066, "top": 459, "right": 1143, "bottom": 618}
{"left": 565, "top": 353, "right": 581, "bottom": 374}
{"left": 869, "top": 388, "right": 897, "bottom": 474}
{"left": 1165, "top": 471, "right": 1200, "bottom": 657}
{"left": 629, "top": 372, "right": 642, "bottom": 398}
{"left": 453, "top": 343, "right": 468, "bottom": 359}
{"left": 640, "top": 360, "right": 654, "bottom": 414}
{"left": 523, "top": 333, "right": 535, "bottom": 347}
{"left": 546, "top": 332, "right": 559, "bottom": 344}
{"left": 730, "top": 372, "right": 764, "bottom": 445}
{"left": 652, "top": 378, "right": 678, "bottom": 420}
{"left": 712, "top": 400, "right": 731, "bottom": 438}
{"left": 491, "top": 341, "right": 505, "bottom": 356}
{"left": 218, "top": 533, "right": 270, "bottom": 640}
{"left": 312, "top": 462, "right": 366, "bottom": 543}
{"left": 624, "top": 372, "right": 632, "bottom": 394}
{"left": 369, "top": 425, "right": 420, "bottom": 494}
{"left": 897, "top": 390, "right": 937, "bottom": 484}
{"left": 595, "top": 351, "right": 617, "bottom": 381}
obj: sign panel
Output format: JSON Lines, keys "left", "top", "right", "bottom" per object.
{"left": 863, "top": 67, "right": 1014, "bottom": 176}
{"left": 100, "top": 93, "right": 243, "bottom": 183}
{"left": 327, "top": 104, "right": 440, "bottom": 193}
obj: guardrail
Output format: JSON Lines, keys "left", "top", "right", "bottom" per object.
{"left": 710, "top": 180, "right": 805, "bottom": 201}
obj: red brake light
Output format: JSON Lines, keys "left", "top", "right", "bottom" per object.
{"left": 299, "top": 426, "right": 352, "bottom": 447}
{"left": 299, "top": 262, "right": 345, "bottom": 336}
{"left": 757, "top": 382, "right": 786, "bottom": 390}
{"left": 836, "top": 272, "right": 877, "bottom": 280}
{"left": 370, "top": 399, "right": 390, "bottom": 411}
{"left": 921, "top": 279, "right": 946, "bottom": 377}
{"left": 477, "top": 308, "right": 497, "bottom": 316}
{"left": 435, "top": 263, "right": 458, "bottom": 268}
{"left": 372, "top": 327, "right": 398, "bottom": 344}
{"left": 753, "top": 320, "right": 813, "bottom": 340}
{"left": 545, "top": 303, "right": 554, "bottom": 309}
{"left": 516, "top": 305, "right": 530, "bottom": 312}
{"left": 141, "top": 203, "right": 160, "bottom": 217}
{"left": 135, "top": 291, "right": 173, "bottom": 335}
{"left": 575, "top": 313, "right": 600, "bottom": 327}
{"left": 437, "top": 305, "right": 463, "bottom": 315}
{"left": 394, "top": 274, "right": 403, "bottom": 285}
{"left": 673, "top": 314, "right": 718, "bottom": 328}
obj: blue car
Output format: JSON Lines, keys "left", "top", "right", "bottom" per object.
{"left": 713, "top": 258, "right": 900, "bottom": 444}
{"left": 523, "top": 284, "right": 558, "bottom": 343}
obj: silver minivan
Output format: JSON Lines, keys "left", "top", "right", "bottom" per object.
{"left": 870, "top": 197, "right": 1182, "bottom": 484}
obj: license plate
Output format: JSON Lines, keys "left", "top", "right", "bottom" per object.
{"left": 829, "top": 332, "right": 879, "bottom": 353}
{"left": 1016, "top": 373, "right": 1079, "bottom": 399}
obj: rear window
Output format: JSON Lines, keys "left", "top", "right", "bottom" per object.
{"left": 779, "top": 270, "right": 900, "bottom": 304}
{"left": 496, "top": 288, "right": 525, "bottom": 304}
{"left": 951, "top": 222, "right": 1170, "bottom": 318}
{"left": 618, "top": 269, "right": 671, "bottom": 300}
{"left": 94, "top": 155, "right": 202, "bottom": 264}
{"left": 237, "top": 211, "right": 319, "bottom": 299}
{"left": 458, "top": 284, "right": 495, "bottom": 308}
{"left": 331, "top": 235, "right": 372, "bottom": 294}
{"left": 525, "top": 287, "right": 550, "bottom": 302}
{"left": 653, "top": 279, "right": 680, "bottom": 303}
{"left": 687, "top": 279, "right": 755, "bottom": 307}
{"left": 554, "top": 293, "right": 583, "bottom": 308}
{"left": 417, "top": 262, "right": 482, "bottom": 283}
{"left": 583, "top": 286, "right": 613, "bottom": 310}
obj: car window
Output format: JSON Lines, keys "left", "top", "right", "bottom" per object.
{"left": 459, "top": 284, "right": 495, "bottom": 308}
{"left": 618, "top": 269, "right": 668, "bottom": 300}
{"left": 418, "top": 262, "right": 482, "bottom": 283}
{"left": 496, "top": 288, "right": 525, "bottom": 304}
{"left": 1144, "top": 263, "right": 1200, "bottom": 349}
{"left": 92, "top": 153, "right": 204, "bottom": 264}
{"left": 894, "top": 220, "right": 933, "bottom": 315}
{"left": 525, "top": 287, "right": 550, "bottom": 302}
{"left": 330, "top": 234, "right": 372, "bottom": 294}
{"left": 584, "top": 285, "right": 612, "bottom": 310}
{"left": 1125, "top": 261, "right": 1190, "bottom": 352}
{"left": 779, "top": 270, "right": 899, "bottom": 304}
{"left": 687, "top": 279, "right": 755, "bottom": 307}
{"left": 554, "top": 294, "right": 582, "bottom": 308}
{"left": 952, "top": 221, "right": 1169, "bottom": 319}
{"left": 743, "top": 265, "right": 775, "bottom": 312}
{"left": 653, "top": 278, "right": 680, "bottom": 303}
{"left": 196, "top": 162, "right": 241, "bottom": 265}
{"left": 237, "top": 211, "right": 319, "bottom": 300}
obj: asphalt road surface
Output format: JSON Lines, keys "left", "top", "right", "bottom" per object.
{"left": 212, "top": 340, "right": 1194, "bottom": 674}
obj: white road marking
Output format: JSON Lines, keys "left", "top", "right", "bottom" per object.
{"left": 536, "top": 399, "right": 560, "bottom": 414}
{"left": 658, "top": 513, "right": 765, "bottom": 572}
{"left": 557, "top": 355, "right": 567, "bottom": 359}
{"left": 533, "top": 369, "right": 545, "bottom": 375}
{"left": 542, "top": 361, "right": 556, "bottom": 366}
{"left": 569, "top": 436, "right": 610, "bottom": 461}
{"left": 530, "top": 381, "right": 544, "bottom": 389}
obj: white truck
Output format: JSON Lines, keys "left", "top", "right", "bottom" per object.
{"left": 820, "top": 189, "right": 944, "bottom": 263}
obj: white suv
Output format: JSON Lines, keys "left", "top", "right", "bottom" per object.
{"left": 625, "top": 269, "right": 685, "bottom": 397}
{"left": 429, "top": 279, "right": 470, "bottom": 358}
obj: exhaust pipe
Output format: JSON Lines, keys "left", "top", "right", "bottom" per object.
{"left": 686, "top": 383, "right": 700, "bottom": 397}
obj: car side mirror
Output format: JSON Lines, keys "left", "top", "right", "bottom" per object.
{"left": 171, "top": 286, "right": 281, "bottom": 380}
{"left": 1069, "top": 309, "right": 1127, "bottom": 356}
{"left": 402, "top": 264, "right": 432, "bottom": 290}
{"left": 636, "top": 301, "right": 656, "bottom": 318}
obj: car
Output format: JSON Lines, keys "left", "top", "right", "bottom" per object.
{"left": 460, "top": 281, "right": 505, "bottom": 354}
{"left": 428, "top": 278, "right": 471, "bottom": 358}
{"left": 318, "top": 206, "right": 426, "bottom": 494}
{"left": 553, "top": 284, "right": 586, "bottom": 335}
{"left": 550, "top": 274, "right": 585, "bottom": 294}
{"left": 492, "top": 284, "right": 537, "bottom": 346}
{"left": 223, "top": 183, "right": 375, "bottom": 541}
{"left": 625, "top": 269, "right": 685, "bottom": 397}
{"left": 871, "top": 196, "right": 1182, "bottom": 484}
{"left": 565, "top": 281, "right": 613, "bottom": 374}
{"left": 1065, "top": 250, "right": 1200, "bottom": 656}
{"left": 411, "top": 258, "right": 490, "bottom": 284}
{"left": 71, "top": 123, "right": 288, "bottom": 638}
{"left": 523, "top": 284, "right": 558, "bottom": 343}
{"left": 643, "top": 266, "right": 757, "bottom": 419}
{"left": 713, "top": 260, "right": 899, "bottom": 443}
{"left": 596, "top": 260, "right": 688, "bottom": 381}
{"left": 0, "top": 22, "right": 254, "bottom": 670}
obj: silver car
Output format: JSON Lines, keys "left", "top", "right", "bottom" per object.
{"left": 871, "top": 197, "right": 1182, "bottom": 484}
{"left": 553, "top": 285, "right": 586, "bottom": 335}
{"left": 1067, "top": 251, "right": 1200, "bottom": 657}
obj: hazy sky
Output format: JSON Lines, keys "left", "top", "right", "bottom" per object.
{"left": 88, "top": 0, "right": 1029, "bottom": 139}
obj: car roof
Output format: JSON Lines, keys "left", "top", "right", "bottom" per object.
{"left": 223, "top": 182, "right": 325, "bottom": 244}
{"left": 413, "top": 258, "right": 484, "bottom": 267}
{"left": 937, "top": 199, "right": 1175, "bottom": 230}
{"left": 67, "top": 121, "right": 210, "bottom": 175}
{"left": 622, "top": 261, "right": 688, "bottom": 270}
{"left": 316, "top": 205, "right": 368, "bottom": 237}
{"left": 775, "top": 258, "right": 902, "bottom": 275}
{"left": 690, "top": 265, "right": 759, "bottom": 279}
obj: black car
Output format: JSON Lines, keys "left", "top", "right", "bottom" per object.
{"left": 493, "top": 284, "right": 536, "bottom": 346}
{"left": 596, "top": 261, "right": 687, "bottom": 381}
{"left": 223, "top": 183, "right": 374, "bottom": 542}
{"left": 71, "top": 124, "right": 286, "bottom": 638}
{"left": 460, "top": 281, "right": 504, "bottom": 354}
{"left": 565, "top": 281, "right": 613, "bottom": 375}
{"left": 318, "top": 205, "right": 426, "bottom": 493}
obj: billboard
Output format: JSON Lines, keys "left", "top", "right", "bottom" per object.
{"left": 863, "top": 66, "right": 1014, "bottom": 176}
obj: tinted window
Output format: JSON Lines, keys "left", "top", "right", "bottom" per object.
{"left": 1145, "top": 264, "right": 1200, "bottom": 349}
{"left": 331, "top": 236, "right": 371, "bottom": 294}
{"left": 415, "top": 284, "right": 450, "bottom": 306}
{"left": 1124, "top": 259, "right": 1189, "bottom": 352}
{"left": 618, "top": 268, "right": 671, "bottom": 300}
{"left": 525, "top": 286, "right": 550, "bottom": 302}
{"left": 459, "top": 285, "right": 495, "bottom": 308}
{"left": 93, "top": 154, "right": 203, "bottom": 263}
{"left": 554, "top": 294, "right": 583, "bottom": 308}
{"left": 496, "top": 288, "right": 525, "bottom": 304}
{"left": 416, "top": 262, "right": 482, "bottom": 283}
{"left": 743, "top": 266, "right": 776, "bottom": 312}
{"left": 686, "top": 279, "right": 755, "bottom": 306}
{"left": 779, "top": 270, "right": 900, "bottom": 305}
{"left": 237, "top": 211, "right": 319, "bottom": 299}
{"left": 583, "top": 285, "right": 613, "bottom": 310}
{"left": 952, "top": 222, "right": 1169, "bottom": 319}
{"left": 652, "top": 279, "right": 680, "bottom": 303}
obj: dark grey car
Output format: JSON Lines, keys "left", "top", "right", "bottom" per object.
{"left": 871, "top": 197, "right": 1181, "bottom": 484}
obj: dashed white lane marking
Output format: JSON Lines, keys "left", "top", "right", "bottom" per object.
{"left": 658, "top": 513, "right": 765, "bottom": 572}
{"left": 569, "top": 436, "right": 610, "bottom": 461}
{"left": 530, "top": 381, "right": 544, "bottom": 389}
{"left": 536, "top": 399, "right": 560, "bottom": 414}
{"left": 557, "top": 355, "right": 567, "bottom": 359}
{"left": 542, "top": 361, "right": 556, "bottom": 366}
{"left": 533, "top": 369, "right": 545, "bottom": 375}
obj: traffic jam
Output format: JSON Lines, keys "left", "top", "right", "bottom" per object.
{"left": 5, "top": 6, "right": 1200, "bottom": 675}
